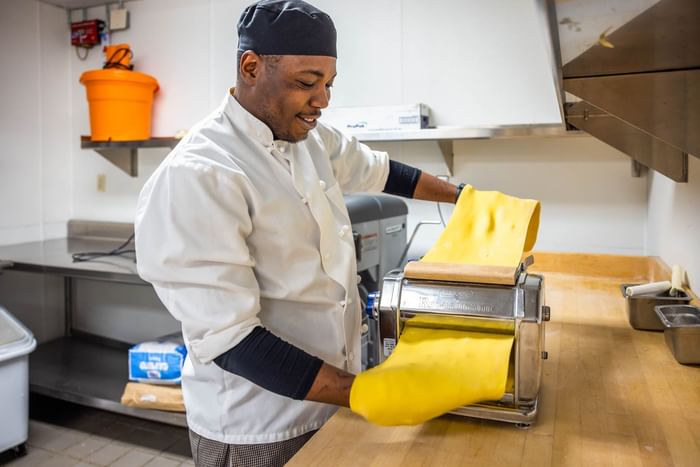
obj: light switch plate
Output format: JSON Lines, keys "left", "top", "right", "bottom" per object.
{"left": 110, "top": 8, "right": 129, "bottom": 31}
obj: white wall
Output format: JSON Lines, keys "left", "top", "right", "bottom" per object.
{"left": 0, "top": 0, "right": 71, "bottom": 337}
{"left": 0, "top": 0, "right": 71, "bottom": 245}
{"left": 55, "top": 0, "right": 644, "bottom": 259}
{"left": 66, "top": 0, "right": 564, "bottom": 223}
{"left": 647, "top": 156, "right": 700, "bottom": 292}
{"left": 1, "top": 0, "right": 677, "bottom": 270}
{"left": 374, "top": 135, "right": 648, "bottom": 260}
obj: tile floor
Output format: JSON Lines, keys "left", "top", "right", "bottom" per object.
{"left": 0, "top": 395, "right": 192, "bottom": 467}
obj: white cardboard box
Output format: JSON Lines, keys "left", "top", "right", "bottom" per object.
{"left": 321, "top": 104, "right": 431, "bottom": 132}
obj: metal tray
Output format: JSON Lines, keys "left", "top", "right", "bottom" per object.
{"left": 655, "top": 305, "right": 700, "bottom": 365}
{"left": 620, "top": 284, "right": 692, "bottom": 331}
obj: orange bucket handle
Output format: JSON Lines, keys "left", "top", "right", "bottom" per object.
{"left": 103, "top": 44, "right": 133, "bottom": 71}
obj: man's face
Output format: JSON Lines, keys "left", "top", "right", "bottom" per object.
{"left": 243, "top": 53, "right": 337, "bottom": 142}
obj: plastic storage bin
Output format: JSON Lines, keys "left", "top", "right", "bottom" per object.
{"left": 0, "top": 307, "right": 37, "bottom": 454}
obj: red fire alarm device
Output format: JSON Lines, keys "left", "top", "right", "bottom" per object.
{"left": 71, "top": 20, "right": 105, "bottom": 47}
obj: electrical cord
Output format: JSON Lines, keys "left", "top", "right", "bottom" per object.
{"left": 72, "top": 233, "right": 136, "bottom": 263}
{"left": 437, "top": 201, "right": 447, "bottom": 227}
{"left": 75, "top": 46, "right": 90, "bottom": 61}
{"left": 435, "top": 174, "right": 451, "bottom": 227}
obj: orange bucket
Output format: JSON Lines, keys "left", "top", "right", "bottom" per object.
{"left": 80, "top": 69, "right": 159, "bottom": 141}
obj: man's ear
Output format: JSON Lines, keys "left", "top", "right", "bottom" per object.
{"left": 239, "top": 51, "right": 261, "bottom": 85}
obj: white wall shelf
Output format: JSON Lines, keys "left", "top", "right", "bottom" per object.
{"left": 81, "top": 127, "right": 583, "bottom": 177}
{"left": 353, "top": 125, "right": 579, "bottom": 175}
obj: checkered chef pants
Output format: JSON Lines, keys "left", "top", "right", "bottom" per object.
{"left": 189, "top": 429, "right": 317, "bottom": 467}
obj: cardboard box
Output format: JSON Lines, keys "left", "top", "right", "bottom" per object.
{"left": 128, "top": 338, "right": 186, "bottom": 385}
{"left": 121, "top": 382, "right": 185, "bottom": 412}
{"left": 321, "top": 104, "right": 431, "bottom": 132}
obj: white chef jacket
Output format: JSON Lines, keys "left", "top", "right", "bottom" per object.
{"left": 135, "top": 90, "right": 389, "bottom": 444}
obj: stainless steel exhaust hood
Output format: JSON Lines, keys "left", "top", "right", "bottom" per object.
{"left": 555, "top": 0, "right": 699, "bottom": 182}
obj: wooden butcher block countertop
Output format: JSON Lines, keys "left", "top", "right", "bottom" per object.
{"left": 288, "top": 253, "right": 700, "bottom": 467}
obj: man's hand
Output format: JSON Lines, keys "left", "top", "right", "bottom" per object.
{"left": 304, "top": 363, "right": 355, "bottom": 407}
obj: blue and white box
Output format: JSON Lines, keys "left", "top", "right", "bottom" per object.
{"left": 128, "top": 338, "right": 187, "bottom": 385}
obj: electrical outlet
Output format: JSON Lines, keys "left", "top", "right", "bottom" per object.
{"left": 97, "top": 174, "right": 107, "bottom": 192}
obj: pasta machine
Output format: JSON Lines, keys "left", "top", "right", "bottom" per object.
{"left": 366, "top": 257, "right": 550, "bottom": 427}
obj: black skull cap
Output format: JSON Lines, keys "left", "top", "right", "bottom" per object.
{"left": 237, "top": 0, "right": 337, "bottom": 58}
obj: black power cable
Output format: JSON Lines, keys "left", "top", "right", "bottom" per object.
{"left": 72, "top": 233, "right": 136, "bottom": 263}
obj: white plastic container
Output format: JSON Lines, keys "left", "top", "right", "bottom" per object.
{"left": 0, "top": 306, "right": 36, "bottom": 454}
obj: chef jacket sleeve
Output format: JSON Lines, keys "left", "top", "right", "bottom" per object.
{"left": 383, "top": 160, "right": 422, "bottom": 198}
{"left": 135, "top": 158, "right": 261, "bottom": 364}
{"left": 214, "top": 326, "right": 323, "bottom": 400}
{"left": 316, "top": 123, "right": 390, "bottom": 193}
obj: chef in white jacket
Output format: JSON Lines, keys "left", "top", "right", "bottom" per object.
{"left": 135, "top": 1, "right": 464, "bottom": 466}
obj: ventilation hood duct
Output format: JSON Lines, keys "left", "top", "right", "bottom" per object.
{"left": 555, "top": 0, "right": 699, "bottom": 182}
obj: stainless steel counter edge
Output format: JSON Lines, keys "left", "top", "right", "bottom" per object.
{"left": 0, "top": 237, "right": 145, "bottom": 285}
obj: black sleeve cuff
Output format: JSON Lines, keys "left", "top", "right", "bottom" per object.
{"left": 213, "top": 326, "right": 323, "bottom": 400}
{"left": 383, "top": 160, "right": 422, "bottom": 198}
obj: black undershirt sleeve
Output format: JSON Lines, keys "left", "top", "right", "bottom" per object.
{"left": 383, "top": 160, "right": 422, "bottom": 198}
{"left": 213, "top": 326, "right": 323, "bottom": 400}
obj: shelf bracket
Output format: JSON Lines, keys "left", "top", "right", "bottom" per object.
{"left": 436, "top": 140, "right": 454, "bottom": 176}
{"left": 81, "top": 136, "right": 180, "bottom": 177}
{"left": 566, "top": 102, "right": 688, "bottom": 183}
{"left": 630, "top": 159, "right": 647, "bottom": 178}
{"left": 93, "top": 148, "right": 139, "bottom": 177}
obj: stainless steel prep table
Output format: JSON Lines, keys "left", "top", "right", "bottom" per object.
{"left": 0, "top": 234, "right": 186, "bottom": 427}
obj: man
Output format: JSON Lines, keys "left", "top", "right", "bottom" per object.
{"left": 135, "top": 1, "right": 464, "bottom": 466}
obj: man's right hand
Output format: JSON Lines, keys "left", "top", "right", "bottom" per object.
{"left": 304, "top": 363, "right": 355, "bottom": 407}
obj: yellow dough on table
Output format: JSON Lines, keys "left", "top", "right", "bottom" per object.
{"left": 421, "top": 185, "right": 540, "bottom": 268}
{"left": 349, "top": 316, "right": 513, "bottom": 426}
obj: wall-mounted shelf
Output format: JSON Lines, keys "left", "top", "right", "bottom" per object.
{"left": 81, "top": 136, "right": 179, "bottom": 176}
{"left": 351, "top": 124, "right": 580, "bottom": 175}
{"left": 81, "top": 126, "right": 582, "bottom": 177}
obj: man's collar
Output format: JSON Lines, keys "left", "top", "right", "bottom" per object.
{"left": 224, "top": 88, "right": 274, "bottom": 147}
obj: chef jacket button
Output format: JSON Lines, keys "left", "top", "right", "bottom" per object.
{"left": 339, "top": 300, "right": 346, "bottom": 308}
{"left": 338, "top": 225, "right": 350, "bottom": 237}
{"left": 356, "top": 275, "right": 362, "bottom": 284}
{"left": 347, "top": 298, "right": 352, "bottom": 305}
{"left": 319, "top": 180, "right": 326, "bottom": 190}
{"left": 349, "top": 352, "right": 355, "bottom": 361}
{"left": 361, "top": 323, "right": 369, "bottom": 333}
{"left": 301, "top": 197, "right": 307, "bottom": 205}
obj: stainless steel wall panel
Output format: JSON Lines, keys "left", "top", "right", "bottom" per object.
{"left": 562, "top": 0, "right": 700, "bottom": 78}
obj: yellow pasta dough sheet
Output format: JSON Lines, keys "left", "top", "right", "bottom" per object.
{"left": 350, "top": 316, "right": 513, "bottom": 426}
{"left": 421, "top": 185, "right": 540, "bottom": 268}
